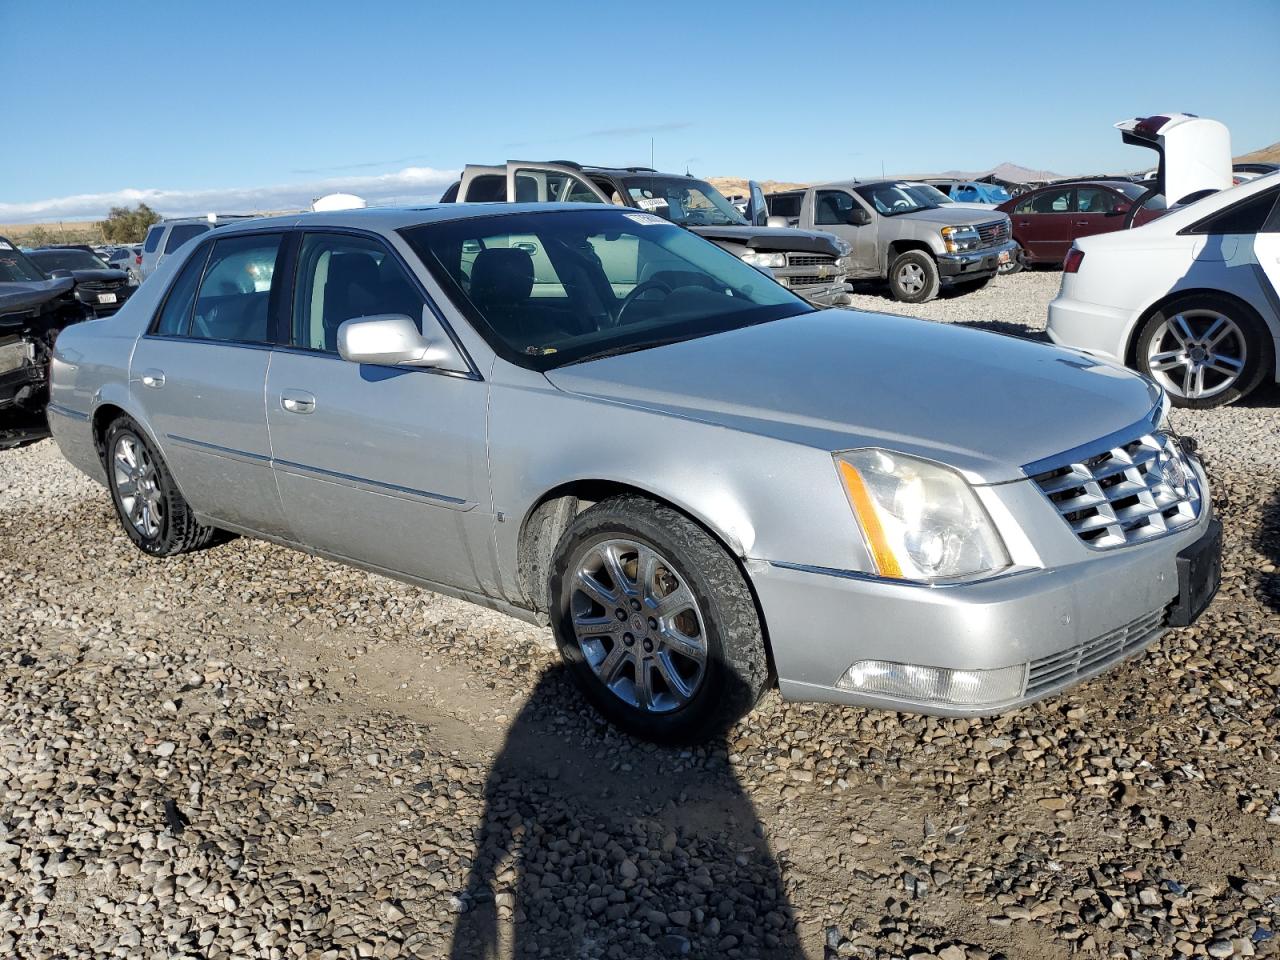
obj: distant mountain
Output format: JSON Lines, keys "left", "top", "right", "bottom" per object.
{"left": 1236, "top": 141, "right": 1280, "bottom": 164}
{"left": 933, "top": 162, "right": 1064, "bottom": 183}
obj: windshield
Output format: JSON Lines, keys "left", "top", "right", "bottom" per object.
{"left": 854, "top": 182, "right": 939, "bottom": 216}
{"left": 1109, "top": 180, "right": 1168, "bottom": 209}
{"left": 29, "top": 249, "right": 107, "bottom": 272}
{"left": 403, "top": 209, "right": 809, "bottom": 371}
{"left": 621, "top": 176, "right": 748, "bottom": 227}
{"left": 0, "top": 241, "right": 50, "bottom": 283}
{"left": 907, "top": 184, "right": 953, "bottom": 205}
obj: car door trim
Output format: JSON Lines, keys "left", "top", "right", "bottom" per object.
{"left": 271, "top": 457, "right": 474, "bottom": 510}
{"left": 166, "top": 433, "right": 475, "bottom": 510}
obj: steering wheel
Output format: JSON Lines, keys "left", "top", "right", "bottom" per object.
{"left": 616, "top": 279, "right": 673, "bottom": 323}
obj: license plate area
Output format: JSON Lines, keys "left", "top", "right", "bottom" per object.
{"left": 98, "top": 292, "right": 117, "bottom": 304}
{"left": 1168, "top": 518, "right": 1222, "bottom": 627}
{"left": 998, "top": 250, "right": 1011, "bottom": 264}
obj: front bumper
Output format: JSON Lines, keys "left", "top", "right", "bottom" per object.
{"left": 936, "top": 239, "right": 1018, "bottom": 282}
{"left": 1046, "top": 294, "right": 1134, "bottom": 363}
{"left": 749, "top": 491, "right": 1217, "bottom": 717}
{"left": 75, "top": 287, "right": 133, "bottom": 317}
{"left": 774, "top": 276, "right": 851, "bottom": 307}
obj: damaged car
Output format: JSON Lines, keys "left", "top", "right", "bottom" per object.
{"left": 28, "top": 246, "right": 135, "bottom": 317}
{"left": 0, "top": 237, "right": 89, "bottom": 449}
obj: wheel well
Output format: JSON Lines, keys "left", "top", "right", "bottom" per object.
{"left": 1124, "top": 287, "right": 1267, "bottom": 367}
{"left": 91, "top": 403, "right": 127, "bottom": 466}
{"left": 886, "top": 240, "right": 934, "bottom": 271}
{"left": 516, "top": 480, "right": 779, "bottom": 679}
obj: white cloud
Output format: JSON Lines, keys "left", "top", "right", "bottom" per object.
{"left": 0, "top": 166, "right": 460, "bottom": 224}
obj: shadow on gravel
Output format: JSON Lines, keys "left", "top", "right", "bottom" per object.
{"left": 448, "top": 667, "right": 801, "bottom": 960}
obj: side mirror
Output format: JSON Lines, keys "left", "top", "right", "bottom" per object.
{"left": 337, "top": 314, "right": 452, "bottom": 368}
{"left": 1109, "top": 202, "right": 1132, "bottom": 216}
{"left": 765, "top": 215, "right": 789, "bottom": 229}
{"left": 846, "top": 208, "right": 872, "bottom": 226}
{"left": 48, "top": 268, "right": 73, "bottom": 279}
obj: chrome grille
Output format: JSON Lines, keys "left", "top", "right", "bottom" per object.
{"left": 1027, "top": 608, "right": 1165, "bottom": 696}
{"left": 786, "top": 254, "right": 837, "bottom": 267}
{"left": 786, "top": 275, "right": 836, "bottom": 287}
{"left": 1030, "top": 432, "right": 1201, "bottom": 549}
{"left": 976, "top": 219, "right": 1010, "bottom": 248}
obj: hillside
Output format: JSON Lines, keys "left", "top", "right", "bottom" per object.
{"left": 1236, "top": 141, "right": 1280, "bottom": 164}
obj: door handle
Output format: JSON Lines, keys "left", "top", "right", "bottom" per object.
{"left": 1074, "top": 220, "right": 1089, "bottom": 226}
{"left": 280, "top": 389, "right": 316, "bottom": 415}
{"left": 140, "top": 369, "right": 165, "bottom": 388}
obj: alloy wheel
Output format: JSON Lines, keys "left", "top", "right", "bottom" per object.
{"left": 897, "top": 263, "right": 925, "bottom": 295}
{"left": 113, "top": 434, "right": 163, "bottom": 539}
{"left": 568, "top": 538, "right": 707, "bottom": 714}
{"left": 1145, "top": 309, "right": 1247, "bottom": 400}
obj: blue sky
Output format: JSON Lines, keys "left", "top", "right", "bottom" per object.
{"left": 3, "top": 0, "right": 1278, "bottom": 221}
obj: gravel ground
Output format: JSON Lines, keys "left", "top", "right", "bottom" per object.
{"left": 1, "top": 273, "right": 1278, "bottom": 959}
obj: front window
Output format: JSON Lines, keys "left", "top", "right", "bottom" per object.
{"left": 906, "top": 184, "right": 954, "bottom": 206}
{"left": 621, "top": 176, "right": 747, "bottom": 227}
{"left": 853, "top": 182, "right": 939, "bottom": 216}
{"left": 28, "top": 249, "right": 107, "bottom": 272}
{"left": 403, "top": 209, "right": 809, "bottom": 370}
{"left": 0, "top": 241, "right": 52, "bottom": 282}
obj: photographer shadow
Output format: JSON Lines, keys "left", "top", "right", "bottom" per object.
{"left": 447, "top": 666, "right": 803, "bottom": 959}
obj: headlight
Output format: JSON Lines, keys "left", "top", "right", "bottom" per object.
{"left": 835, "top": 256, "right": 851, "bottom": 270}
{"left": 834, "top": 449, "right": 1010, "bottom": 582}
{"left": 740, "top": 251, "right": 787, "bottom": 269}
{"left": 940, "top": 225, "right": 981, "bottom": 254}
{"left": 834, "top": 238, "right": 852, "bottom": 256}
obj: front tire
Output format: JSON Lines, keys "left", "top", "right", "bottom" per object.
{"left": 105, "top": 416, "right": 219, "bottom": 556}
{"left": 549, "top": 495, "right": 771, "bottom": 743}
{"left": 888, "top": 250, "right": 940, "bottom": 303}
{"left": 1135, "top": 294, "right": 1271, "bottom": 409}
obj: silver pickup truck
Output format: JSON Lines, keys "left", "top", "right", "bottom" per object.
{"left": 441, "top": 162, "right": 853, "bottom": 306}
{"left": 767, "top": 180, "right": 1017, "bottom": 303}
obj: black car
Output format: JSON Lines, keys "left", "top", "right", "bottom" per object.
{"left": 27, "top": 246, "right": 135, "bottom": 316}
{"left": 0, "top": 238, "right": 86, "bottom": 448}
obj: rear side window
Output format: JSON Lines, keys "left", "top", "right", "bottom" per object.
{"left": 766, "top": 194, "right": 801, "bottom": 220}
{"left": 1186, "top": 187, "right": 1280, "bottom": 236}
{"left": 142, "top": 226, "right": 164, "bottom": 253}
{"left": 190, "top": 234, "right": 283, "bottom": 344}
{"left": 152, "top": 245, "right": 210, "bottom": 336}
{"left": 164, "top": 223, "right": 208, "bottom": 254}
{"left": 464, "top": 175, "right": 507, "bottom": 202}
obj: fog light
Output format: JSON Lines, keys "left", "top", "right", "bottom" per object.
{"left": 836, "top": 660, "right": 1026, "bottom": 706}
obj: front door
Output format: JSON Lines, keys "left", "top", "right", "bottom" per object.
{"left": 265, "top": 230, "right": 494, "bottom": 594}
{"left": 812, "top": 189, "right": 877, "bottom": 276}
{"left": 129, "top": 231, "right": 288, "bottom": 536}
{"left": 1071, "top": 186, "right": 1130, "bottom": 243}
{"left": 504, "top": 162, "right": 612, "bottom": 204}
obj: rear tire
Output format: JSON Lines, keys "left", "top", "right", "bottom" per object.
{"left": 105, "top": 416, "right": 219, "bottom": 557}
{"left": 1135, "top": 294, "right": 1271, "bottom": 409}
{"left": 888, "top": 250, "right": 940, "bottom": 303}
{"left": 549, "top": 495, "right": 771, "bottom": 743}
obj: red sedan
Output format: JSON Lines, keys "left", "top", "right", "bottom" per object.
{"left": 997, "top": 181, "right": 1166, "bottom": 266}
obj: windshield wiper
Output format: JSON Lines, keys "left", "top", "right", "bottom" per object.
{"left": 564, "top": 332, "right": 711, "bottom": 366}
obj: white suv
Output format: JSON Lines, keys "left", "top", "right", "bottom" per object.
{"left": 139, "top": 216, "right": 257, "bottom": 281}
{"left": 1047, "top": 173, "right": 1280, "bottom": 408}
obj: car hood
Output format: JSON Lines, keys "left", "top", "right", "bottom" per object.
{"left": 545, "top": 310, "right": 1161, "bottom": 483}
{"left": 688, "top": 225, "right": 844, "bottom": 256}
{"left": 69, "top": 268, "right": 129, "bottom": 283}
{"left": 893, "top": 206, "right": 1006, "bottom": 226}
{"left": 0, "top": 277, "right": 75, "bottom": 318}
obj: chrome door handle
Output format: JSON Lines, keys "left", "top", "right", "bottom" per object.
{"left": 140, "top": 369, "right": 165, "bottom": 388}
{"left": 280, "top": 389, "right": 316, "bottom": 414}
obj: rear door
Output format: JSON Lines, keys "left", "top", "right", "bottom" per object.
{"left": 1256, "top": 187, "right": 1280, "bottom": 306}
{"left": 129, "top": 232, "right": 288, "bottom": 536}
{"left": 504, "top": 163, "right": 611, "bottom": 204}
{"left": 1012, "top": 186, "right": 1076, "bottom": 262}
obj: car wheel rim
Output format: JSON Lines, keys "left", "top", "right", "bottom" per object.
{"left": 898, "top": 263, "right": 924, "bottom": 293}
{"left": 113, "top": 434, "right": 163, "bottom": 539}
{"left": 568, "top": 538, "right": 707, "bottom": 714}
{"left": 1146, "top": 309, "right": 1247, "bottom": 400}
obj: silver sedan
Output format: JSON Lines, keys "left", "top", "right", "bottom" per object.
{"left": 47, "top": 204, "right": 1221, "bottom": 741}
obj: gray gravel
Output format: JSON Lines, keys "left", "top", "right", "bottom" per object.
{"left": 0, "top": 273, "right": 1278, "bottom": 959}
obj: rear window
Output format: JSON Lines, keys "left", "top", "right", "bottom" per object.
{"left": 164, "top": 223, "right": 209, "bottom": 253}
{"left": 143, "top": 226, "right": 164, "bottom": 253}
{"left": 1185, "top": 186, "right": 1280, "bottom": 236}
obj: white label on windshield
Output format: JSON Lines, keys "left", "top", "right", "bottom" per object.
{"left": 0, "top": 241, "right": 13, "bottom": 250}
{"left": 623, "top": 213, "right": 667, "bottom": 226}
{"left": 634, "top": 197, "right": 668, "bottom": 211}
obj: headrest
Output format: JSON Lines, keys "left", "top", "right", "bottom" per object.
{"left": 470, "top": 248, "right": 534, "bottom": 306}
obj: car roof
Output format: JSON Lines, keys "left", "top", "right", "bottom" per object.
{"left": 205, "top": 203, "right": 652, "bottom": 236}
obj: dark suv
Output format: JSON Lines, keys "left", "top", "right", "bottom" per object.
{"left": 28, "top": 246, "right": 135, "bottom": 316}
